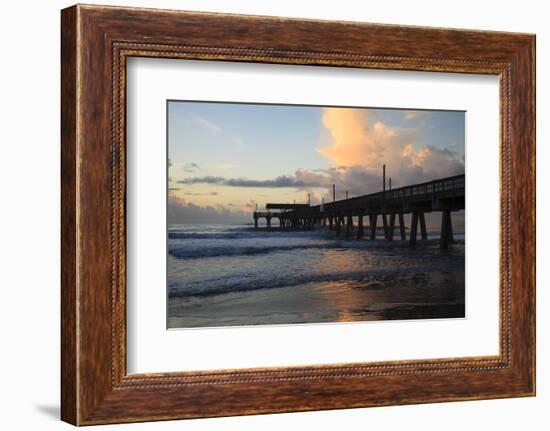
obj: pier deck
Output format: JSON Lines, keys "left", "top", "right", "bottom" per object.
{"left": 253, "top": 174, "right": 464, "bottom": 249}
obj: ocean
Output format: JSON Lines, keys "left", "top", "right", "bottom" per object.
{"left": 167, "top": 223, "right": 465, "bottom": 329}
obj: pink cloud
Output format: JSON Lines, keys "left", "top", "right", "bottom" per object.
{"left": 317, "top": 107, "right": 463, "bottom": 189}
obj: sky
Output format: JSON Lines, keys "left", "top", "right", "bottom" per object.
{"left": 168, "top": 101, "right": 465, "bottom": 225}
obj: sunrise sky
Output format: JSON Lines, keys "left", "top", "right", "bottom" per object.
{"left": 168, "top": 101, "right": 465, "bottom": 225}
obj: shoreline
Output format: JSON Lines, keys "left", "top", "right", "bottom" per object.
{"left": 167, "top": 224, "right": 465, "bottom": 329}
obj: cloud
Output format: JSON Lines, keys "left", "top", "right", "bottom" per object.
{"left": 318, "top": 108, "right": 386, "bottom": 168}
{"left": 177, "top": 173, "right": 324, "bottom": 188}
{"left": 183, "top": 191, "right": 218, "bottom": 196}
{"left": 296, "top": 166, "right": 382, "bottom": 201}
{"left": 177, "top": 176, "right": 228, "bottom": 185}
{"left": 242, "top": 199, "right": 258, "bottom": 214}
{"left": 174, "top": 166, "right": 387, "bottom": 202}
{"left": 168, "top": 195, "right": 249, "bottom": 224}
{"left": 183, "top": 162, "right": 201, "bottom": 173}
{"left": 401, "top": 144, "right": 464, "bottom": 180}
{"left": 175, "top": 155, "right": 462, "bottom": 203}
{"left": 316, "top": 107, "right": 463, "bottom": 188}
{"left": 193, "top": 114, "right": 223, "bottom": 136}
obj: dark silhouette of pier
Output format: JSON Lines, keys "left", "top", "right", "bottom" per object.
{"left": 253, "top": 172, "right": 464, "bottom": 249}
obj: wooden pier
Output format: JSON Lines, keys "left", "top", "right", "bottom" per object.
{"left": 253, "top": 174, "right": 464, "bottom": 249}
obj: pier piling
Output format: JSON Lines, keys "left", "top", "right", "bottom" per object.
{"left": 346, "top": 214, "right": 353, "bottom": 237}
{"left": 382, "top": 214, "right": 389, "bottom": 239}
{"left": 398, "top": 213, "right": 406, "bottom": 240}
{"left": 440, "top": 210, "right": 454, "bottom": 249}
{"left": 369, "top": 214, "right": 377, "bottom": 240}
{"left": 357, "top": 212, "right": 364, "bottom": 239}
{"left": 388, "top": 213, "right": 396, "bottom": 241}
{"left": 410, "top": 212, "right": 419, "bottom": 245}
{"left": 419, "top": 212, "right": 428, "bottom": 240}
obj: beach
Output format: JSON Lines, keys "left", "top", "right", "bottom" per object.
{"left": 167, "top": 223, "right": 465, "bottom": 329}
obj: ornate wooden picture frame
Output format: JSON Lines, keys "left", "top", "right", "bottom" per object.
{"left": 61, "top": 4, "right": 535, "bottom": 425}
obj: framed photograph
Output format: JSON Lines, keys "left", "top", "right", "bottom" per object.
{"left": 165, "top": 100, "right": 466, "bottom": 330}
{"left": 61, "top": 4, "right": 535, "bottom": 425}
